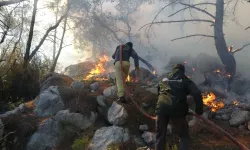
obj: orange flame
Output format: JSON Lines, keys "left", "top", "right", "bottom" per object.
{"left": 215, "top": 69, "right": 221, "bottom": 73}
{"left": 233, "top": 100, "right": 239, "bottom": 105}
{"left": 202, "top": 92, "right": 225, "bottom": 112}
{"left": 85, "top": 54, "right": 109, "bottom": 80}
{"left": 126, "top": 75, "right": 131, "bottom": 82}
{"left": 153, "top": 70, "right": 156, "bottom": 75}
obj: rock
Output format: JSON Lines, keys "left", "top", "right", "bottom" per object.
{"left": 64, "top": 61, "right": 95, "bottom": 78}
{"left": 134, "top": 136, "right": 146, "bottom": 147}
{"left": 139, "top": 125, "right": 149, "bottom": 131}
{"left": 239, "top": 125, "right": 245, "bottom": 130}
{"left": 145, "top": 88, "right": 157, "bottom": 95}
{"left": 27, "top": 110, "right": 97, "bottom": 150}
{"left": 34, "top": 86, "right": 65, "bottom": 117}
{"left": 229, "top": 110, "right": 250, "bottom": 126}
{"left": 215, "top": 115, "right": 222, "bottom": 120}
{"left": 40, "top": 73, "right": 73, "bottom": 92}
{"left": 71, "top": 81, "right": 84, "bottom": 89}
{"left": 142, "top": 132, "right": 156, "bottom": 144}
{"left": 90, "top": 82, "right": 99, "bottom": 91}
{"left": 221, "top": 114, "right": 230, "bottom": 121}
{"left": 167, "top": 124, "right": 172, "bottom": 134}
{"left": 0, "top": 119, "right": 3, "bottom": 139}
{"left": 136, "top": 147, "right": 149, "bottom": 150}
{"left": 108, "top": 102, "right": 128, "bottom": 126}
{"left": 96, "top": 95, "right": 106, "bottom": 107}
{"left": 130, "top": 67, "right": 155, "bottom": 83}
{"left": 0, "top": 103, "right": 25, "bottom": 118}
{"left": 141, "top": 103, "right": 150, "bottom": 108}
{"left": 89, "top": 126, "right": 130, "bottom": 150}
{"left": 55, "top": 110, "right": 97, "bottom": 130}
{"left": 103, "top": 86, "right": 117, "bottom": 98}
{"left": 248, "top": 121, "right": 250, "bottom": 131}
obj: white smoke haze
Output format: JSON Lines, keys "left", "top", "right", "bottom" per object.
{"left": 50, "top": 0, "right": 250, "bottom": 76}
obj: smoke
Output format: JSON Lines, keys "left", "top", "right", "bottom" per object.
{"left": 56, "top": 0, "right": 250, "bottom": 77}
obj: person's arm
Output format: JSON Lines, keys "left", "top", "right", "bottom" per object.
{"left": 131, "top": 49, "right": 139, "bottom": 69}
{"left": 112, "top": 46, "right": 118, "bottom": 59}
{"left": 187, "top": 79, "right": 203, "bottom": 115}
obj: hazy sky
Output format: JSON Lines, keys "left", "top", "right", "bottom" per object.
{"left": 38, "top": 0, "right": 250, "bottom": 73}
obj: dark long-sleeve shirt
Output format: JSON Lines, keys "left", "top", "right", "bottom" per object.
{"left": 112, "top": 45, "right": 139, "bottom": 68}
{"left": 156, "top": 70, "right": 203, "bottom": 116}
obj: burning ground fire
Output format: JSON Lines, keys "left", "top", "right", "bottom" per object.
{"left": 84, "top": 54, "right": 109, "bottom": 80}
{"left": 202, "top": 92, "right": 225, "bottom": 112}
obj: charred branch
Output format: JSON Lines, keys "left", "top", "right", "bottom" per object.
{"left": 171, "top": 34, "right": 215, "bottom": 42}
{"left": 140, "top": 19, "right": 214, "bottom": 31}
{"left": 0, "top": 0, "right": 25, "bottom": 7}
{"left": 246, "top": 26, "right": 250, "bottom": 30}
{"left": 179, "top": 2, "right": 216, "bottom": 19}
{"left": 168, "top": 3, "right": 216, "bottom": 18}
{"left": 231, "top": 43, "right": 250, "bottom": 54}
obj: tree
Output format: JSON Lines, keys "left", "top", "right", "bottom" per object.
{"left": 50, "top": 14, "right": 68, "bottom": 72}
{"left": 23, "top": 0, "right": 70, "bottom": 68}
{"left": 141, "top": 0, "right": 250, "bottom": 90}
{"left": 0, "top": 0, "right": 25, "bottom": 7}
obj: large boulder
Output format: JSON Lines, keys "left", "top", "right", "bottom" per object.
{"left": 40, "top": 73, "right": 73, "bottom": 92}
{"left": 34, "top": 86, "right": 64, "bottom": 117}
{"left": 0, "top": 103, "right": 26, "bottom": 118}
{"left": 108, "top": 102, "right": 128, "bottom": 126}
{"left": 27, "top": 110, "right": 97, "bottom": 150}
{"left": 103, "top": 86, "right": 117, "bottom": 98}
{"left": 130, "top": 67, "right": 155, "bottom": 82}
{"left": 71, "top": 81, "right": 84, "bottom": 89}
{"left": 229, "top": 110, "right": 250, "bottom": 126}
{"left": 64, "top": 61, "right": 95, "bottom": 78}
{"left": 142, "top": 132, "right": 156, "bottom": 145}
{"left": 89, "top": 126, "right": 130, "bottom": 150}
{"left": 0, "top": 119, "right": 3, "bottom": 139}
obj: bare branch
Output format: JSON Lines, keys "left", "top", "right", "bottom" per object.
{"left": 171, "top": 34, "right": 215, "bottom": 42}
{"left": 246, "top": 26, "right": 250, "bottom": 30}
{"left": 139, "top": 19, "right": 214, "bottom": 31}
{"left": 168, "top": 3, "right": 216, "bottom": 18}
{"left": 179, "top": 2, "right": 216, "bottom": 19}
{"left": 0, "top": 0, "right": 25, "bottom": 7}
{"left": 29, "top": 7, "right": 70, "bottom": 61}
{"left": 231, "top": 43, "right": 250, "bottom": 54}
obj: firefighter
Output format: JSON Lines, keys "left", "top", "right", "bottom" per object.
{"left": 112, "top": 42, "right": 140, "bottom": 102}
{"left": 155, "top": 64, "right": 203, "bottom": 150}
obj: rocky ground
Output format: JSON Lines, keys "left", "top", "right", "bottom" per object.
{"left": 1, "top": 53, "right": 250, "bottom": 150}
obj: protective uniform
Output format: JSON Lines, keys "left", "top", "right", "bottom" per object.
{"left": 155, "top": 64, "right": 203, "bottom": 150}
{"left": 112, "top": 42, "right": 139, "bottom": 101}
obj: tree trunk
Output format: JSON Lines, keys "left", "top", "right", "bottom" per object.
{"left": 53, "top": 1, "right": 59, "bottom": 62}
{"left": 23, "top": 0, "right": 38, "bottom": 68}
{"left": 214, "top": 0, "right": 236, "bottom": 90}
{"left": 0, "top": 0, "right": 25, "bottom": 7}
{"left": 50, "top": 16, "right": 68, "bottom": 72}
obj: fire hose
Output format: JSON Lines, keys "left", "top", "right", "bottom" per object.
{"left": 118, "top": 45, "right": 250, "bottom": 150}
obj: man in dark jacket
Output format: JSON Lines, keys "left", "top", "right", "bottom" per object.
{"left": 112, "top": 42, "right": 140, "bottom": 102}
{"left": 155, "top": 64, "right": 203, "bottom": 150}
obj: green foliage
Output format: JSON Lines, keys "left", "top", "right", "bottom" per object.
{"left": 107, "top": 143, "right": 120, "bottom": 150}
{"left": 72, "top": 137, "right": 91, "bottom": 150}
{"left": 166, "top": 144, "right": 178, "bottom": 150}
{"left": 7, "top": 99, "right": 24, "bottom": 110}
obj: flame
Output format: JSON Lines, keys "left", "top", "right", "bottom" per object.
{"left": 25, "top": 101, "right": 35, "bottom": 109}
{"left": 126, "top": 75, "right": 131, "bottom": 82}
{"left": 233, "top": 100, "right": 239, "bottom": 105}
{"left": 85, "top": 54, "right": 109, "bottom": 80}
{"left": 215, "top": 69, "right": 221, "bottom": 73}
{"left": 202, "top": 92, "right": 225, "bottom": 112}
{"left": 153, "top": 70, "right": 156, "bottom": 75}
